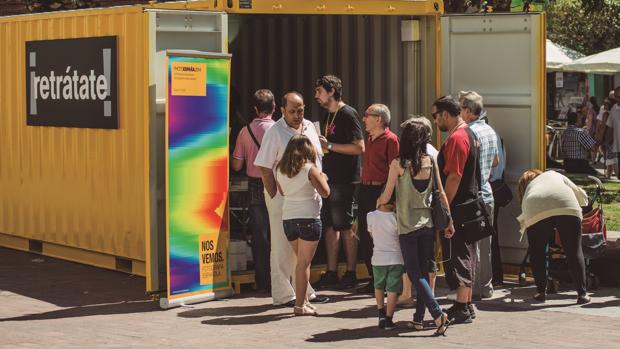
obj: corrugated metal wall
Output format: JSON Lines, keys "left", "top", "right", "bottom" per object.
{"left": 0, "top": 7, "right": 150, "bottom": 262}
{"left": 229, "top": 14, "right": 423, "bottom": 129}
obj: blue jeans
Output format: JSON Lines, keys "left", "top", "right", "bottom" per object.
{"left": 399, "top": 227, "right": 442, "bottom": 322}
{"left": 248, "top": 178, "right": 271, "bottom": 290}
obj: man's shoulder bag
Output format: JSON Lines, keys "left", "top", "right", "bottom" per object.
{"left": 452, "top": 128, "right": 495, "bottom": 244}
{"left": 490, "top": 178, "right": 513, "bottom": 208}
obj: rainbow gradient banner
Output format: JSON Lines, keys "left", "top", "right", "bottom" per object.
{"left": 162, "top": 51, "right": 232, "bottom": 308}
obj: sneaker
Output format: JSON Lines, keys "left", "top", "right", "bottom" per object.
{"left": 447, "top": 305, "right": 472, "bottom": 324}
{"left": 468, "top": 303, "right": 477, "bottom": 319}
{"left": 378, "top": 308, "right": 387, "bottom": 329}
{"left": 313, "top": 271, "right": 339, "bottom": 289}
{"left": 384, "top": 316, "right": 397, "bottom": 330}
{"left": 339, "top": 271, "right": 357, "bottom": 289}
{"left": 577, "top": 294, "right": 591, "bottom": 305}
{"left": 309, "top": 295, "right": 330, "bottom": 304}
{"left": 481, "top": 287, "right": 493, "bottom": 299}
{"left": 442, "top": 303, "right": 458, "bottom": 316}
{"left": 356, "top": 282, "right": 375, "bottom": 294}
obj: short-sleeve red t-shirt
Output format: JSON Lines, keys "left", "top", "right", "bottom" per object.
{"left": 441, "top": 126, "right": 470, "bottom": 177}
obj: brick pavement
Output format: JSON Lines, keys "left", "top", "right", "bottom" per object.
{"left": 1, "top": 247, "right": 620, "bottom": 349}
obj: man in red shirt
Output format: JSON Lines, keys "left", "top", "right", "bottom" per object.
{"left": 357, "top": 104, "right": 400, "bottom": 293}
{"left": 433, "top": 95, "right": 478, "bottom": 324}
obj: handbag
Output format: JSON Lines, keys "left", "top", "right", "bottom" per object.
{"left": 490, "top": 178, "right": 513, "bottom": 208}
{"left": 430, "top": 157, "right": 451, "bottom": 231}
{"left": 453, "top": 196, "right": 493, "bottom": 243}
{"left": 452, "top": 128, "right": 494, "bottom": 243}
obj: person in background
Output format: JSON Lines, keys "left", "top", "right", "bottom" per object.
{"left": 517, "top": 169, "right": 590, "bottom": 305}
{"left": 313, "top": 75, "right": 365, "bottom": 290}
{"left": 459, "top": 91, "right": 499, "bottom": 301}
{"left": 488, "top": 121, "right": 508, "bottom": 287}
{"left": 356, "top": 104, "right": 400, "bottom": 294}
{"left": 605, "top": 87, "right": 620, "bottom": 179}
{"left": 276, "top": 135, "right": 330, "bottom": 316}
{"left": 367, "top": 201, "right": 403, "bottom": 330}
{"left": 561, "top": 111, "right": 598, "bottom": 175}
{"left": 254, "top": 92, "right": 329, "bottom": 306}
{"left": 595, "top": 97, "right": 616, "bottom": 178}
{"left": 232, "top": 89, "right": 276, "bottom": 292}
{"left": 376, "top": 118, "right": 452, "bottom": 335}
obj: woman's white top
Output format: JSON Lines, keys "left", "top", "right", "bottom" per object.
{"left": 277, "top": 162, "right": 322, "bottom": 220}
{"left": 517, "top": 171, "right": 588, "bottom": 233}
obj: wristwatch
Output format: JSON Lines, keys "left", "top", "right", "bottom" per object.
{"left": 327, "top": 143, "right": 333, "bottom": 150}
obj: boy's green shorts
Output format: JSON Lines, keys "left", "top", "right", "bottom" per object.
{"left": 372, "top": 264, "right": 404, "bottom": 293}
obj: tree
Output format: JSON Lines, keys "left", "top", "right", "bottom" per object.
{"left": 443, "top": 0, "right": 513, "bottom": 13}
{"left": 547, "top": 0, "right": 620, "bottom": 55}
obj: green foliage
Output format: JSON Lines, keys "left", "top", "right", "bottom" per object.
{"left": 547, "top": 0, "right": 620, "bottom": 56}
{"left": 444, "top": 0, "right": 513, "bottom": 13}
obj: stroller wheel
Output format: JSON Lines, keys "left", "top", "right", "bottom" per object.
{"left": 586, "top": 273, "right": 600, "bottom": 290}
{"left": 518, "top": 272, "right": 527, "bottom": 287}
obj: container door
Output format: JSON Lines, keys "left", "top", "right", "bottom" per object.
{"left": 146, "top": 10, "right": 229, "bottom": 296}
{"left": 440, "top": 13, "right": 545, "bottom": 263}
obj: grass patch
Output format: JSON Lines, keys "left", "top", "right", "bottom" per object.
{"left": 568, "top": 177, "right": 620, "bottom": 231}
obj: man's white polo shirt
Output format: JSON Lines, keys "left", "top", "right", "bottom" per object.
{"left": 254, "top": 117, "right": 323, "bottom": 173}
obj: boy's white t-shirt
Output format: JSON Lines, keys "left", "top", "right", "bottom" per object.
{"left": 367, "top": 210, "right": 404, "bottom": 266}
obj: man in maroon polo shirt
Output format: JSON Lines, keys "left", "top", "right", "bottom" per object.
{"left": 357, "top": 103, "right": 400, "bottom": 293}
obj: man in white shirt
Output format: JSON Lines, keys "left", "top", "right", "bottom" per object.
{"left": 254, "top": 91, "right": 329, "bottom": 306}
{"left": 606, "top": 87, "right": 620, "bottom": 178}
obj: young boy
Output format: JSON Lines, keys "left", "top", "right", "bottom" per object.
{"left": 367, "top": 203, "right": 404, "bottom": 330}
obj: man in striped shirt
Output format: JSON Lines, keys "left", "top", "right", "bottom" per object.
{"left": 561, "top": 111, "right": 598, "bottom": 175}
{"left": 459, "top": 91, "right": 499, "bottom": 302}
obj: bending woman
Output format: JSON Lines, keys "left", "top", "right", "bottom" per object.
{"left": 276, "top": 135, "right": 330, "bottom": 315}
{"left": 517, "top": 169, "right": 590, "bottom": 304}
{"left": 377, "top": 119, "right": 453, "bottom": 335}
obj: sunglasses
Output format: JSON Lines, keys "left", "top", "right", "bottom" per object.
{"left": 431, "top": 110, "right": 443, "bottom": 119}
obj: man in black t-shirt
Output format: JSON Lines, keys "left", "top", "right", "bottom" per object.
{"left": 312, "top": 75, "right": 365, "bottom": 289}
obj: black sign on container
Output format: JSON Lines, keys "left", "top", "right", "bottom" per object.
{"left": 26, "top": 36, "right": 118, "bottom": 129}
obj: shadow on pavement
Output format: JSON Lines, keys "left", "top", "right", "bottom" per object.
{"left": 474, "top": 284, "right": 619, "bottom": 312}
{"left": 0, "top": 247, "right": 158, "bottom": 321}
{"left": 201, "top": 312, "right": 294, "bottom": 325}
{"left": 178, "top": 303, "right": 275, "bottom": 318}
{"left": 306, "top": 324, "right": 439, "bottom": 342}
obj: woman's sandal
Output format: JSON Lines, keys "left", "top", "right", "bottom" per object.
{"left": 304, "top": 302, "right": 317, "bottom": 311}
{"left": 294, "top": 305, "right": 318, "bottom": 316}
{"left": 434, "top": 312, "right": 450, "bottom": 336}
{"left": 407, "top": 321, "right": 424, "bottom": 331}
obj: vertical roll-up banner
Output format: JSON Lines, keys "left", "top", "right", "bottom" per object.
{"left": 161, "top": 51, "right": 232, "bottom": 309}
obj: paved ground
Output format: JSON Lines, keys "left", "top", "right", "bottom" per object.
{"left": 1, "top": 246, "right": 620, "bottom": 349}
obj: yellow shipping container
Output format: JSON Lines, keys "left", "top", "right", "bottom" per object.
{"left": 0, "top": 6, "right": 150, "bottom": 273}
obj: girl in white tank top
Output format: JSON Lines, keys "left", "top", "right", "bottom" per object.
{"left": 276, "top": 135, "right": 330, "bottom": 316}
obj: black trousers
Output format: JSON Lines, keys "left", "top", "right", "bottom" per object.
{"left": 563, "top": 158, "right": 598, "bottom": 175}
{"left": 491, "top": 205, "right": 504, "bottom": 283}
{"left": 526, "top": 215, "right": 586, "bottom": 296}
{"left": 356, "top": 184, "right": 384, "bottom": 275}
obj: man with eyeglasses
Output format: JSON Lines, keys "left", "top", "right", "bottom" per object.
{"left": 355, "top": 104, "right": 400, "bottom": 293}
{"left": 458, "top": 91, "right": 499, "bottom": 304}
{"left": 255, "top": 91, "right": 330, "bottom": 306}
{"left": 313, "top": 75, "right": 365, "bottom": 290}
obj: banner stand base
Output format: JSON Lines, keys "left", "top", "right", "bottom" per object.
{"left": 159, "top": 288, "right": 233, "bottom": 309}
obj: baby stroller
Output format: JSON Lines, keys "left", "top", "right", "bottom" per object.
{"left": 518, "top": 175, "right": 607, "bottom": 291}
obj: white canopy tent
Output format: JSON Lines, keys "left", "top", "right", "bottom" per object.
{"left": 563, "top": 46, "right": 620, "bottom": 75}
{"left": 546, "top": 39, "right": 584, "bottom": 71}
